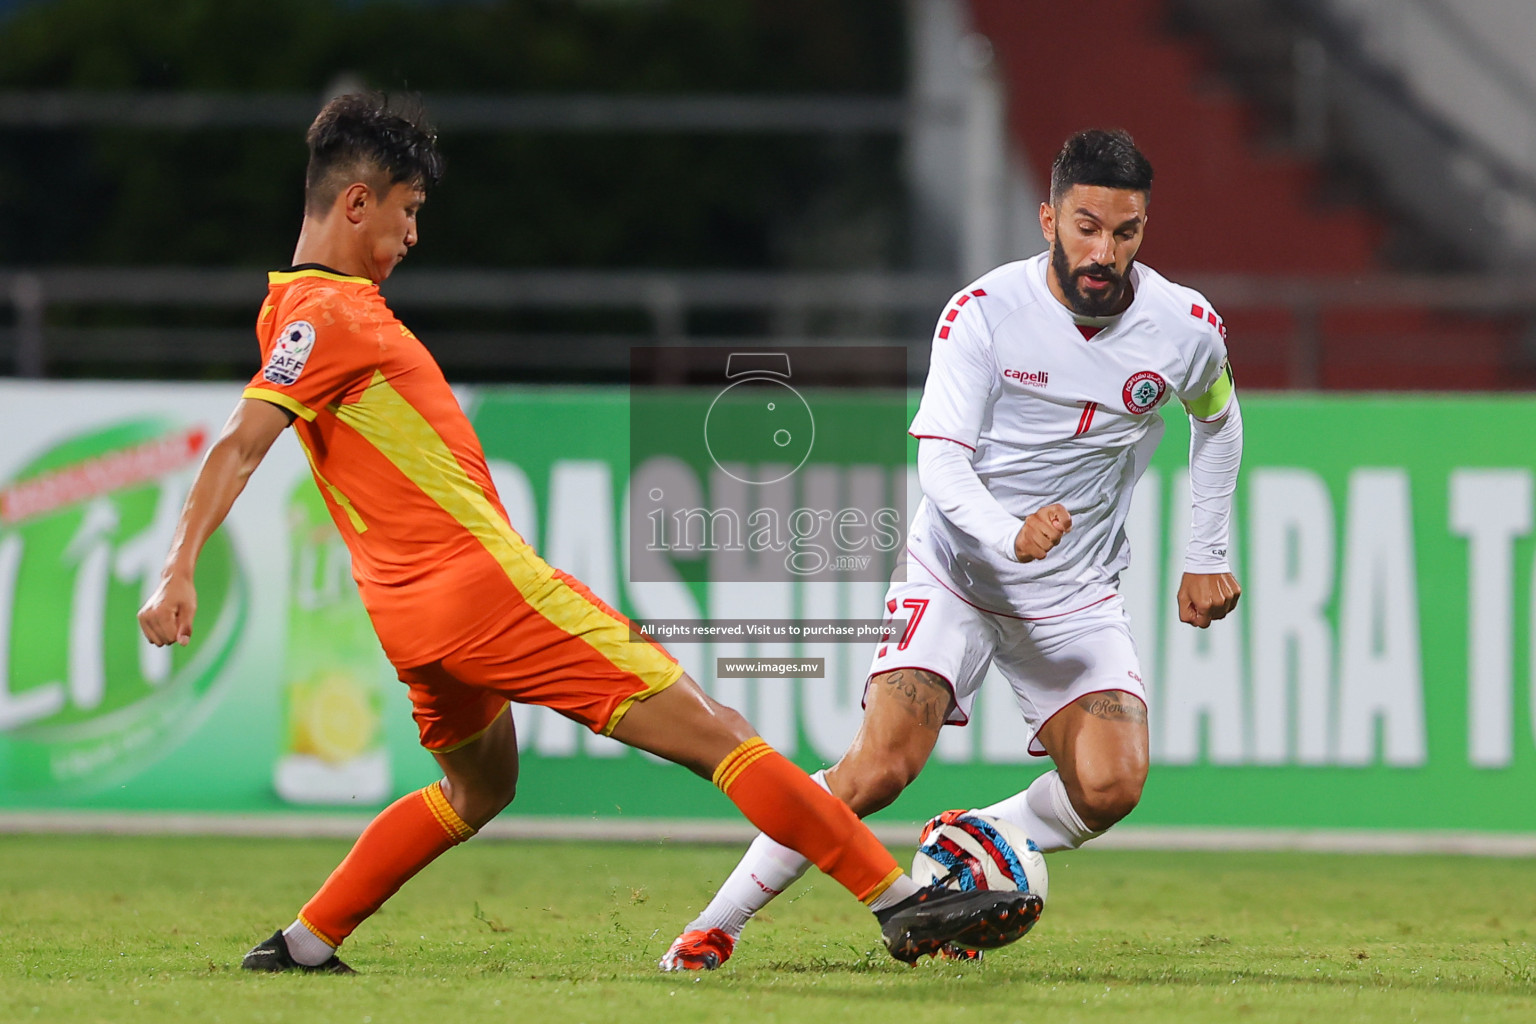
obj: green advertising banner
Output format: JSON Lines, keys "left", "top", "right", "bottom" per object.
{"left": 1, "top": 383, "right": 1533, "bottom": 836}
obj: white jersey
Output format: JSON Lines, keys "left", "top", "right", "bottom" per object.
{"left": 907, "top": 253, "right": 1229, "bottom": 618}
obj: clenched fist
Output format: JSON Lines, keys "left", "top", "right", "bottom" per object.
{"left": 1014, "top": 503, "right": 1072, "bottom": 562}
{"left": 1177, "top": 572, "right": 1241, "bottom": 628}
{"left": 138, "top": 571, "right": 198, "bottom": 648}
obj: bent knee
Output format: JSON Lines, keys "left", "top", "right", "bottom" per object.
{"left": 711, "top": 702, "right": 754, "bottom": 744}
{"left": 446, "top": 776, "right": 518, "bottom": 829}
{"left": 1069, "top": 767, "right": 1146, "bottom": 832}
{"left": 830, "top": 758, "right": 923, "bottom": 817}
{"left": 490, "top": 776, "right": 519, "bottom": 815}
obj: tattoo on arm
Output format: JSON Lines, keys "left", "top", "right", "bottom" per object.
{"left": 878, "top": 669, "right": 954, "bottom": 729}
{"left": 1079, "top": 694, "right": 1147, "bottom": 724}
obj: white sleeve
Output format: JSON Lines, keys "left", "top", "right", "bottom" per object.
{"left": 1185, "top": 394, "right": 1243, "bottom": 573}
{"left": 917, "top": 437, "right": 1022, "bottom": 562}
{"left": 908, "top": 300, "right": 999, "bottom": 451}
{"left": 1176, "top": 296, "right": 1230, "bottom": 404}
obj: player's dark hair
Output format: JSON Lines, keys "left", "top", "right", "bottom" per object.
{"left": 304, "top": 92, "right": 444, "bottom": 213}
{"left": 1049, "top": 129, "right": 1153, "bottom": 205}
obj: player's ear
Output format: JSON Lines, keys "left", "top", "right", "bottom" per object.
{"left": 1038, "top": 201, "right": 1056, "bottom": 244}
{"left": 342, "top": 182, "right": 371, "bottom": 225}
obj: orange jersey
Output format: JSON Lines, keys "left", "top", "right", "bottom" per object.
{"left": 244, "top": 265, "right": 552, "bottom": 668}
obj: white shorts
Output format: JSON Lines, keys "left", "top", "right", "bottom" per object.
{"left": 865, "top": 556, "right": 1146, "bottom": 756}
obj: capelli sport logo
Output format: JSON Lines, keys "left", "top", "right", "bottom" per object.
{"left": 1002, "top": 368, "right": 1050, "bottom": 388}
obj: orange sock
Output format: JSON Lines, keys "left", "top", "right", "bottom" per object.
{"left": 297, "top": 781, "right": 476, "bottom": 947}
{"left": 713, "top": 738, "right": 902, "bottom": 904}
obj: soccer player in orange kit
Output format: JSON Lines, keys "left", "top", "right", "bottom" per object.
{"left": 135, "top": 92, "right": 1037, "bottom": 973}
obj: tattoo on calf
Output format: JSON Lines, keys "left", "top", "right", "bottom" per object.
{"left": 1080, "top": 694, "right": 1147, "bottom": 723}
{"left": 879, "top": 669, "right": 953, "bottom": 729}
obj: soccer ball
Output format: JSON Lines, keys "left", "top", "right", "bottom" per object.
{"left": 912, "top": 811, "right": 1049, "bottom": 910}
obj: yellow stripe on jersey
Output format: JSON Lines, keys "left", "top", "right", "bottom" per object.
{"left": 602, "top": 661, "right": 683, "bottom": 736}
{"left": 333, "top": 372, "right": 680, "bottom": 706}
{"left": 243, "top": 386, "right": 318, "bottom": 422}
{"left": 1184, "top": 362, "right": 1235, "bottom": 422}
{"left": 333, "top": 371, "right": 553, "bottom": 585}
{"left": 434, "top": 703, "right": 512, "bottom": 754}
{"left": 267, "top": 268, "right": 374, "bottom": 286}
{"left": 294, "top": 433, "right": 368, "bottom": 534}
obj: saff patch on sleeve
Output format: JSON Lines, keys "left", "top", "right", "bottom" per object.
{"left": 263, "top": 321, "right": 316, "bottom": 386}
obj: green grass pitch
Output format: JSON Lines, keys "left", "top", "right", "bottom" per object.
{"left": 2, "top": 834, "right": 1534, "bottom": 1023}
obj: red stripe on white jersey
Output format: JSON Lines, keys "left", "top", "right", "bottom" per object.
{"left": 1074, "top": 401, "right": 1098, "bottom": 436}
{"left": 909, "top": 432, "right": 977, "bottom": 452}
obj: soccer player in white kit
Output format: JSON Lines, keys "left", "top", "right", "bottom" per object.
{"left": 661, "top": 129, "right": 1243, "bottom": 970}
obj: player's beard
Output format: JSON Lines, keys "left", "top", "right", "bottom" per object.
{"left": 1051, "top": 236, "right": 1131, "bottom": 317}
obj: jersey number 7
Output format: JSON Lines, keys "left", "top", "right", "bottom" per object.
{"left": 893, "top": 598, "right": 929, "bottom": 650}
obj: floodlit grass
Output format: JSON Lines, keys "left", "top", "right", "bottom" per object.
{"left": 2, "top": 834, "right": 1534, "bottom": 1023}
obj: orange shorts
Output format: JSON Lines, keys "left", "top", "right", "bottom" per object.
{"left": 396, "top": 568, "right": 683, "bottom": 752}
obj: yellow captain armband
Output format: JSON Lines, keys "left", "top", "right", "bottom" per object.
{"left": 1183, "top": 362, "right": 1235, "bottom": 421}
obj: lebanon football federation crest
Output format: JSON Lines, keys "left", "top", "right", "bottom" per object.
{"left": 1122, "top": 371, "right": 1166, "bottom": 414}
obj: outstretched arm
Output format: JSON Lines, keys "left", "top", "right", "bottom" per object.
{"left": 1177, "top": 394, "right": 1243, "bottom": 628}
{"left": 138, "top": 398, "right": 293, "bottom": 647}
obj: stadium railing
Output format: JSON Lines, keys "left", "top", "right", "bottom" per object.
{"left": 4, "top": 266, "right": 1536, "bottom": 387}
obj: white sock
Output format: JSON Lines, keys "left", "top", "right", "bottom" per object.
{"left": 281, "top": 919, "right": 337, "bottom": 966}
{"left": 976, "top": 770, "right": 1102, "bottom": 853}
{"left": 686, "top": 770, "right": 831, "bottom": 937}
{"left": 865, "top": 873, "right": 921, "bottom": 912}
